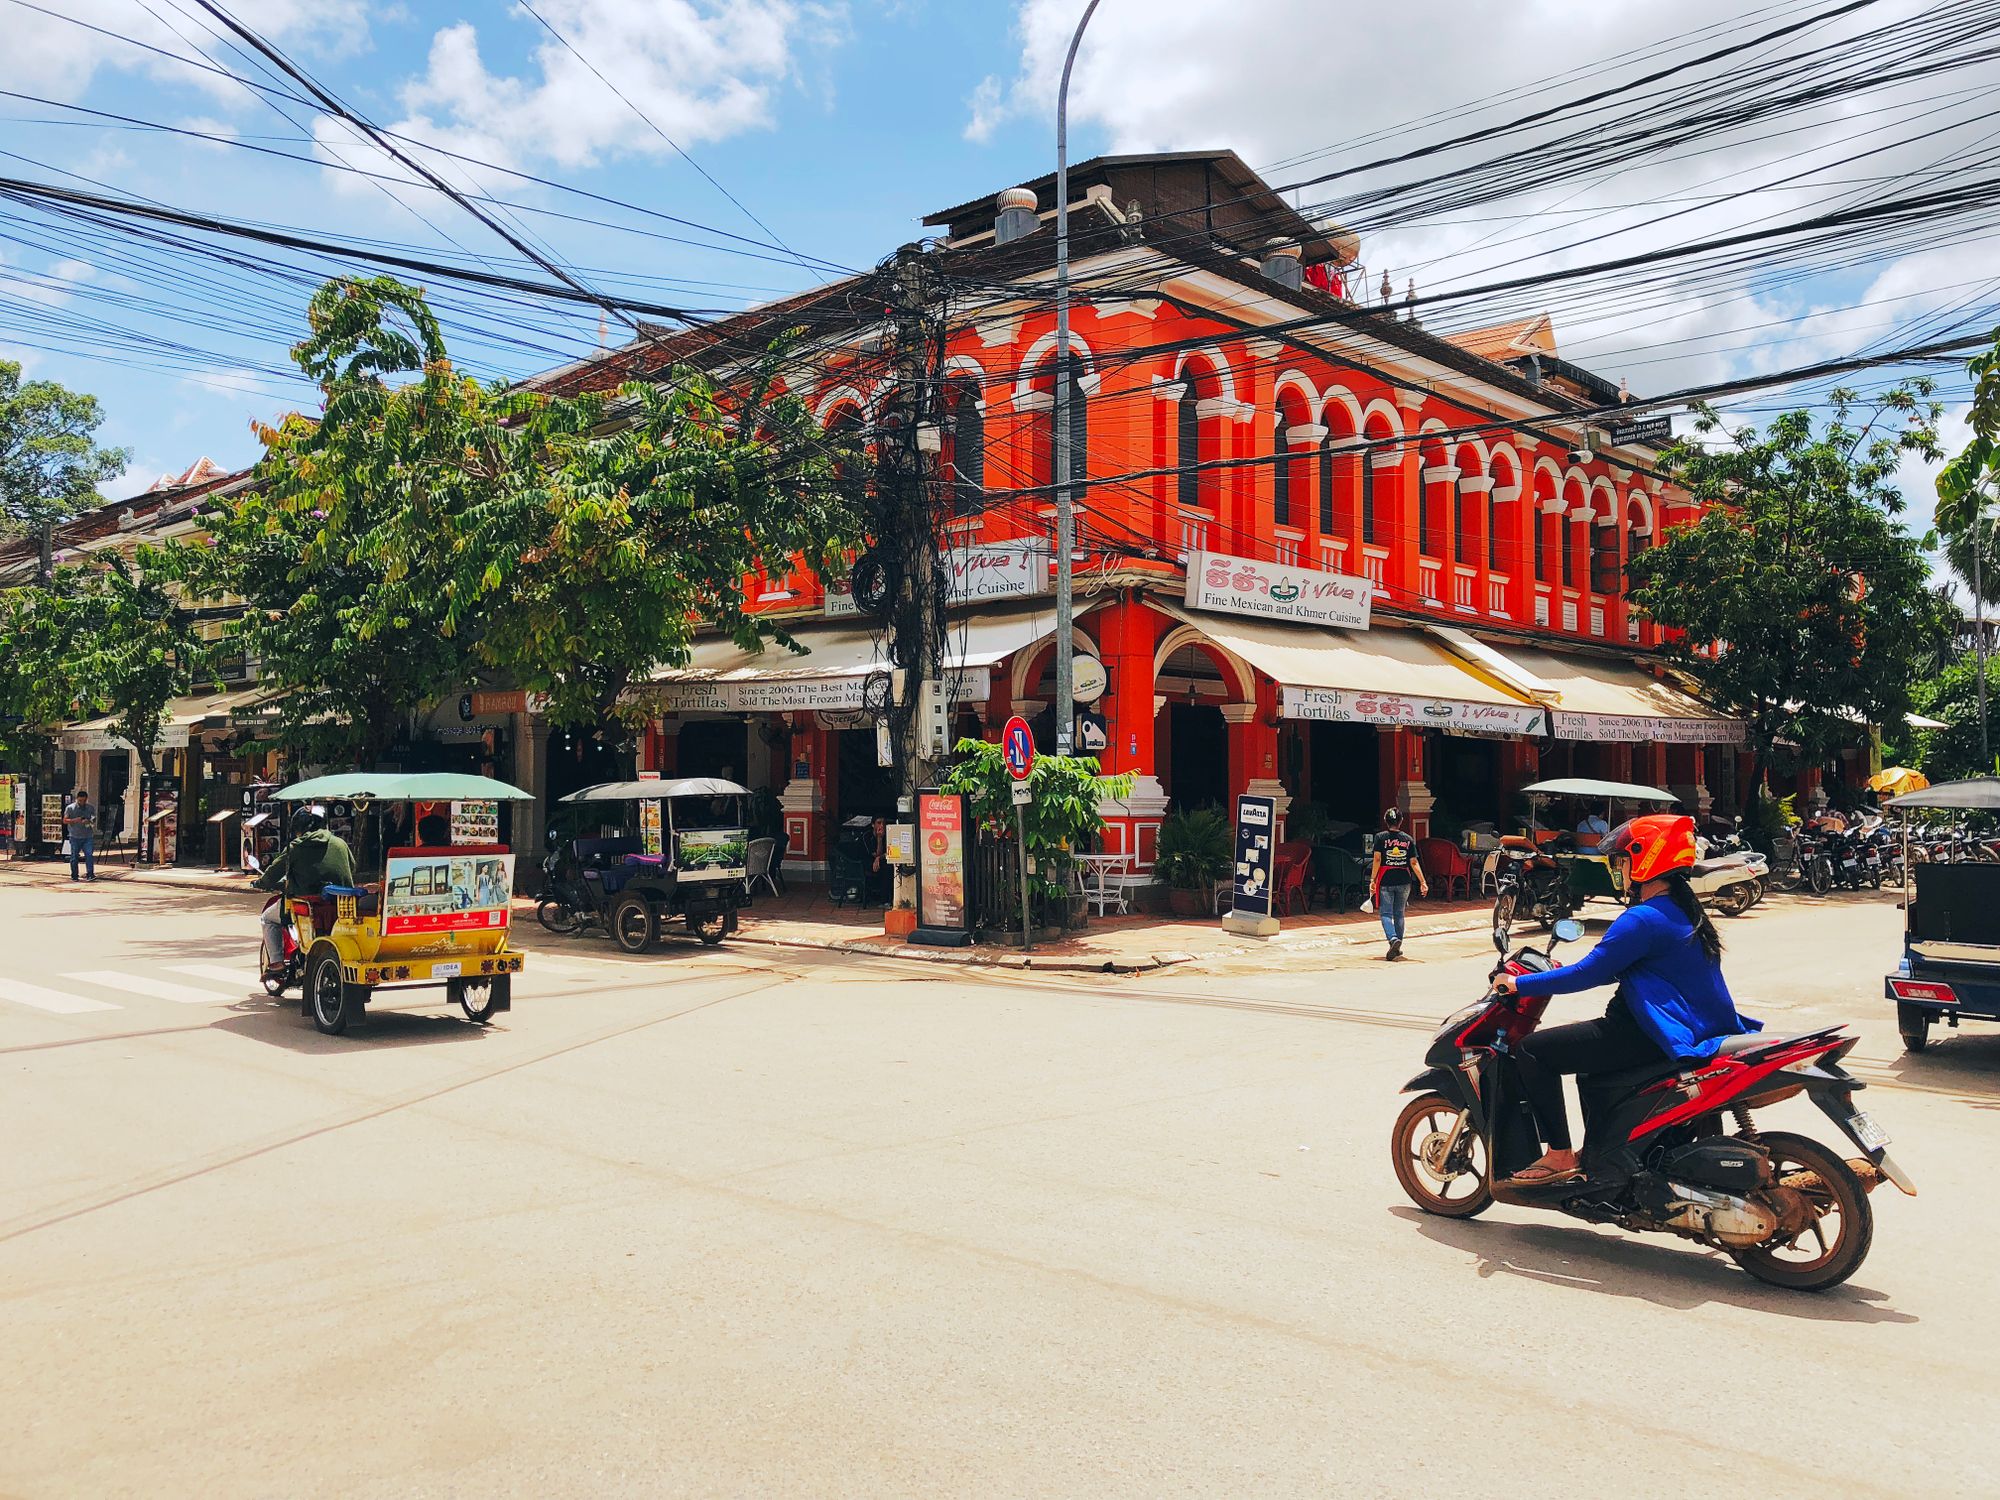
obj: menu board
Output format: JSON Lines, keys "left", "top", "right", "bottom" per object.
{"left": 917, "top": 793, "right": 968, "bottom": 931}
{"left": 1230, "top": 795, "right": 1275, "bottom": 922}
{"left": 382, "top": 851, "right": 516, "bottom": 935}
{"left": 640, "top": 799, "right": 662, "bottom": 856}
{"left": 41, "top": 794, "right": 64, "bottom": 845}
{"left": 451, "top": 799, "right": 499, "bottom": 845}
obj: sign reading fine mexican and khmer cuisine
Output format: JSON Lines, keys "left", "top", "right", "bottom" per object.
{"left": 1184, "top": 550, "right": 1372, "bottom": 631}
{"left": 826, "top": 542, "right": 1048, "bottom": 618}
{"left": 1281, "top": 685, "right": 1549, "bottom": 737}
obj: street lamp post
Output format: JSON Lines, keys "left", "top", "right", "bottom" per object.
{"left": 1052, "top": 0, "right": 1104, "bottom": 756}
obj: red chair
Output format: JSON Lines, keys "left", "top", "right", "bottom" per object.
{"left": 1273, "top": 848, "right": 1312, "bottom": 915}
{"left": 1416, "top": 838, "right": 1472, "bottom": 901}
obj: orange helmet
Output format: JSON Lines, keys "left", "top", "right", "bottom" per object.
{"left": 1607, "top": 813, "right": 1697, "bottom": 885}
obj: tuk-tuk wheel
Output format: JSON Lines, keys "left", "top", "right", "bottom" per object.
{"left": 1897, "top": 1004, "right": 1931, "bottom": 1053}
{"left": 611, "top": 894, "right": 656, "bottom": 954}
{"left": 688, "top": 912, "right": 727, "bottom": 946}
{"left": 452, "top": 976, "right": 505, "bottom": 1023}
{"left": 307, "top": 950, "right": 349, "bottom": 1036}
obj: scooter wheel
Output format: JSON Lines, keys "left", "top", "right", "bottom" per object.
{"left": 1391, "top": 1094, "right": 1491, "bottom": 1219}
{"left": 1714, "top": 884, "right": 1754, "bottom": 918}
{"left": 1729, "top": 1132, "right": 1873, "bottom": 1292}
{"left": 262, "top": 973, "right": 289, "bottom": 997}
{"left": 536, "top": 898, "right": 580, "bottom": 935}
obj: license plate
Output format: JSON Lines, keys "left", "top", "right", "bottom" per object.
{"left": 1849, "top": 1111, "right": 1890, "bottom": 1151}
{"left": 433, "top": 962, "right": 462, "bottom": 978}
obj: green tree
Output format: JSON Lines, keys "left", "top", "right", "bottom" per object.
{"left": 940, "top": 738, "right": 1133, "bottom": 913}
{"left": 187, "top": 275, "right": 862, "bottom": 763}
{"left": 1909, "top": 655, "right": 2000, "bottom": 780}
{"left": 1629, "top": 387, "right": 1954, "bottom": 796}
{"left": 0, "top": 361, "right": 129, "bottom": 579}
{"left": 1937, "top": 329, "right": 2000, "bottom": 603}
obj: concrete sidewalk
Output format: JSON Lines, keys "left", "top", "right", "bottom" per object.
{"left": 0, "top": 854, "right": 1494, "bottom": 974}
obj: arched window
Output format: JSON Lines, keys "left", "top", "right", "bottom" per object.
{"left": 1176, "top": 359, "right": 1225, "bottom": 512}
{"left": 1029, "top": 360, "right": 1088, "bottom": 501}
{"left": 1176, "top": 383, "right": 1202, "bottom": 510}
{"left": 1361, "top": 459, "right": 1378, "bottom": 545}
{"left": 1590, "top": 493, "right": 1622, "bottom": 596}
{"left": 1318, "top": 439, "right": 1335, "bottom": 534}
{"left": 1273, "top": 390, "right": 1310, "bottom": 530}
{"left": 1274, "top": 432, "right": 1291, "bottom": 528}
{"left": 944, "top": 380, "right": 984, "bottom": 516}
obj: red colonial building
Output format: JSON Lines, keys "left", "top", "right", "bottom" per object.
{"left": 537, "top": 150, "right": 1751, "bottom": 879}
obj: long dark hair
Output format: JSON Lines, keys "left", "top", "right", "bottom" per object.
{"left": 1660, "top": 872, "right": 1723, "bottom": 964}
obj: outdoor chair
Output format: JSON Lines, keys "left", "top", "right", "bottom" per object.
{"left": 1273, "top": 849, "right": 1312, "bottom": 916}
{"left": 1478, "top": 850, "right": 1504, "bottom": 897}
{"left": 744, "top": 837, "right": 779, "bottom": 899}
{"left": 1313, "top": 845, "right": 1369, "bottom": 912}
{"left": 1417, "top": 837, "right": 1473, "bottom": 901}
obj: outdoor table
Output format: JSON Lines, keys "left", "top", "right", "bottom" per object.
{"left": 1075, "top": 852, "right": 1131, "bottom": 916}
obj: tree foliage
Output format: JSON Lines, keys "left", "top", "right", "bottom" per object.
{"left": 1629, "top": 387, "right": 1953, "bottom": 781}
{"left": 1937, "top": 330, "right": 2000, "bottom": 603}
{"left": 1908, "top": 655, "right": 2000, "bottom": 780}
{"left": 184, "top": 276, "right": 863, "bottom": 765}
{"left": 940, "top": 737, "right": 1133, "bottom": 906}
{"left": 0, "top": 361, "right": 128, "bottom": 567}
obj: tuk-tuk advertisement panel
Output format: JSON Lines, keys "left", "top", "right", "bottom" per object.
{"left": 675, "top": 827, "right": 748, "bottom": 883}
{"left": 383, "top": 851, "right": 516, "bottom": 934}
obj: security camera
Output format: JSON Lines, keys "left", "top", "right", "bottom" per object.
{"left": 1568, "top": 447, "right": 1591, "bottom": 466}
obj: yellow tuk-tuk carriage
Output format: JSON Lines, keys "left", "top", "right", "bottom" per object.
{"left": 272, "top": 772, "right": 533, "bottom": 1035}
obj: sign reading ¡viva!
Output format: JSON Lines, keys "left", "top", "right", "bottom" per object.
{"left": 1184, "top": 549, "right": 1371, "bottom": 630}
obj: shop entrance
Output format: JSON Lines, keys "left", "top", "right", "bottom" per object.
{"left": 676, "top": 719, "right": 749, "bottom": 783}
{"left": 834, "top": 726, "right": 897, "bottom": 823}
{"left": 97, "top": 752, "right": 130, "bottom": 844}
{"left": 1427, "top": 733, "right": 1504, "bottom": 830}
{"left": 1306, "top": 721, "right": 1379, "bottom": 830}
{"left": 1164, "top": 703, "right": 1228, "bottom": 812}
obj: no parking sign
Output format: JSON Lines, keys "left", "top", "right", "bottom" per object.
{"left": 1002, "top": 715, "right": 1035, "bottom": 781}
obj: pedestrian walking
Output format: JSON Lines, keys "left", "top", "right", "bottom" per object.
{"left": 62, "top": 789, "right": 97, "bottom": 882}
{"left": 1369, "top": 807, "right": 1427, "bottom": 960}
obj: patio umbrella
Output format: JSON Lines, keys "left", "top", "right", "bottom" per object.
{"left": 1867, "top": 766, "right": 1929, "bottom": 796}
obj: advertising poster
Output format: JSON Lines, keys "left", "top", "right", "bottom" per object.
{"left": 675, "top": 827, "right": 748, "bottom": 882}
{"left": 640, "top": 799, "right": 662, "bottom": 856}
{"left": 451, "top": 799, "right": 499, "bottom": 844}
{"left": 917, "top": 793, "right": 968, "bottom": 930}
{"left": 41, "top": 794, "right": 64, "bottom": 845}
{"left": 382, "top": 851, "right": 516, "bottom": 935}
{"left": 1231, "top": 795, "right": 1276, "bottom": 922}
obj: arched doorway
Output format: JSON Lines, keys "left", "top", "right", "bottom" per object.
{"left": 1155, "top": 641, "right": 1231, "bottom": 812}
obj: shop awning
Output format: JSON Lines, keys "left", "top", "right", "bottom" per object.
{"left": 57, "top": 689, "right": 264, "bottom": 750}
{"left": 648, "top": 602, "right": 1096, "bottom": 714}
{"left": 1432, "top": 630, "right": 1742, "bottom": 744}
{"left": 1157, "top": 605, "right": 1548, "bottom": 736}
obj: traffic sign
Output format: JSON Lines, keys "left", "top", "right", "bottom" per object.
{"left": 1002, "top": 715, "right": 1035, "bottom": 780}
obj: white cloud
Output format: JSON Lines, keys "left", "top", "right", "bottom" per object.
{"left": 336, "top": 0, "right": 846, "bottom": 190}
{"left": 18, "top": 0, "right": 374, "bottom": 106}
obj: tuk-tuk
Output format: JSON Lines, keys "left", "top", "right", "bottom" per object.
{"left": 270, "top": 772, "right": 533, "bottom": 1036}
{"left": 1492, "top": 777, "right": 1676, "bottom": 929}
{"left": 1884, "top": 777, "right": 2000, "bottom": 1052}
{"left": 550, "top": 778, "right": 751, "bottom": 952}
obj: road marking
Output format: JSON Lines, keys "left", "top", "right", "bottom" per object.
{"left": 64, "top": 971, "right": 239, "bottom": 1006}
{"left": 166, "top": 964, "right": 259, "bottom": 990}
{"left": 0, "top": 978, "right": 120, "bottom": 1014}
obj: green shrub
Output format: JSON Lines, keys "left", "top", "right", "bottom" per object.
{"left": 1153, "top": 806, "right": 1233, "bottom": 892}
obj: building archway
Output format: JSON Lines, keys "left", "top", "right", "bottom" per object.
{"left": 1154, "top": 639, "right": 1237, "bottom": 812}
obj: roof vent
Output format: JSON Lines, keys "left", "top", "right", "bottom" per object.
{"left": 1259, "top": 239, "right": 1302, "bottom": 292}
{"left": 994, "top": 187, "right": 1039, "bottom": 246}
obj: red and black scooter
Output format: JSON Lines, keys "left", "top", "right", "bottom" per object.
{"left": 1391, "top": 920, "right": 1916, "bottom": 1291}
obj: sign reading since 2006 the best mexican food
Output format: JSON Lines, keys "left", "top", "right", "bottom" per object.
{"left": 1185, "top": 549, "right": 1372, "bottom": 631}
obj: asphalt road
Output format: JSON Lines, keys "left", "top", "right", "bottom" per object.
{"left": 0, "top": 873, "right": 1994, "bottom": 1498}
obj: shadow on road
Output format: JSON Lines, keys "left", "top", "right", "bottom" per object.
{"left": 1870, "top": 1029, "right": 2000, "bottom": 1102}
{"left": 1389, "top": 1205, "right": 1917, "bottom": 1323}
{"left": 209, "top": 1000, "right": 496, "bottom": 1053}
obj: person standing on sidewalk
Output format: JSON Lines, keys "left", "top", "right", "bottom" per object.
{"left": 62, "top": 789, "right": 97, "bottom": 882}
{"left": 1369, "top": 807, "right": 1428, "bottom": 961}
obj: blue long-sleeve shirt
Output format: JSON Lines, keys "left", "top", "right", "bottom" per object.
{"left": 1514, "top": 895, "right": 1759, "bottom": 1060}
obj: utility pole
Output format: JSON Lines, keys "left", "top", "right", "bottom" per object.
{"left": 1052, "top": 0, "right": 1104, "bottom": 757}
{"left": 1976, "top": 479, "right": 1997, "bottom": 768}
{"left": 883, "top": 244, "right": 950, "bottom": 796}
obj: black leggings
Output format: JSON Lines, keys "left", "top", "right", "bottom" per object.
{"left": 1514, "top": 998, "right": 1665, "bottom": 1151}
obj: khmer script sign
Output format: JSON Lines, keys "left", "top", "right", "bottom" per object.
{"left": 1281, "top": 685, "right": 1547, "bottom": 736}
{"left": 1184, "top": 549, "right": 1372, "bottom": 631}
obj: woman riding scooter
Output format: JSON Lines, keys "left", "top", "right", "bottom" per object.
{"left": 1491, "top": 813, "right": 1758, "bottom": 1186}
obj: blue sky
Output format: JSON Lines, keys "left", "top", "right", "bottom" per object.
{"left": 6, "top": 0, "right": 1992, "bottom": 544}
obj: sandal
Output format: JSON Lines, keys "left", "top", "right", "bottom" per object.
{"left": 1505, "top": 1163, "right": 1583, "bottom": 1186}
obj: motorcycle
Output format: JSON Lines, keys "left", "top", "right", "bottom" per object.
{"left": 1490, "top": 835, "right": 1574, "bottom": 931}
{"left": 258, "top": 893, "right": 303, "bottom": 996}
{"left": 1689, "top": 836, "right": 1767, "bottom": 917}
{"left": 1390, "top": 919, "right": 1914, "bottom": 1292}
{"left": 533, "top": 830, "right": 602, "bottom": 936}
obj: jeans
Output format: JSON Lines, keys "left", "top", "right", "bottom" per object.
{"left": 1377, "top": 881, "right": 1409, "bottom": 943}
{"left": 68, "top": 832, "right": 95, "bottom": 880}
{"left": 1513, "top": 998, "right": 1665, "bottom": 1151}
{"left": 261, "top": 903, "right": 287, "bottom": 969}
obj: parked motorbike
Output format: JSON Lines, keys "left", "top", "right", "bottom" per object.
{"left": 1490, "top": 835, "right": 1573, "bottom": 931}
{"left": 1687, "top": 849, "right": 1767, "bottom": 916}
{"left": 1390, "top": 919, "right": 1914, "bottom": 1292}
{"left": 533, "top": 831, "right": 601, "bottom": 936}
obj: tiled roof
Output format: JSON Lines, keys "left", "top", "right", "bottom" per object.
{"left": 1444, "top": 314, "right": 1557, "bottom": 361}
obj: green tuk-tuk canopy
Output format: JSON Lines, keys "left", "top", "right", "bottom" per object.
{"left": 1519, "top": 778, "right": 1679, "bottom": 804}
{"left": 275, "top": 772, "right": 535, "bottom": 803}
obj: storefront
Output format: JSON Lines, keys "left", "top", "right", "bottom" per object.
{"left": 59, "top": 690, "right": 268, "bottom": 862}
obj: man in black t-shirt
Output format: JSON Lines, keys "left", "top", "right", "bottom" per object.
{"left": 1369, "top": 807, "right": 1429, "bottom": 960}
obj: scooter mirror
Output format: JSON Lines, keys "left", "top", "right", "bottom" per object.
{"left": 1551, "top": 918, "right": 1584, "bottom": 945}
{"left": 1492, "top": 924, "right": 1509, "bottom": 954}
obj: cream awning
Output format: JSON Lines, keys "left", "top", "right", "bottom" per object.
{"left": 1158, "top": 605, "right": 1548, "bottom": 736}
{"left": 649, "top": 602, "right": 1097, "bottom": 714}
{"left": 58, "top": 689, "right": 264, "bottom": 749}
{"left": 1431, "top": 631, "right": 1742, "bottom": 744}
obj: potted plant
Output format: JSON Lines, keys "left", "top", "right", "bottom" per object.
{"left": 885, "top": 896, "right": 918, "bottom": 940}
{"left": 1153, "top": 806, "right": 1232, "bottom": 917}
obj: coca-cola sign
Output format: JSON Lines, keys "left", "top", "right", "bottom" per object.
{"left": 1184, "top": 549, "right": 1371, "bottom": 630}
{"left": 1281, "top": 685, "right": 1547, "bottom": 736}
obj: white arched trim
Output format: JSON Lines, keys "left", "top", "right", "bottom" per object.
{"left": 1319, "top": 385, "right": 1365, "bottom": 433}
{"left": 1152, "top": 622, "right": 1257, "bottom": 702}
{"left": 1532, "top": 454, "right": 1565, "bottom": 491}
{"left": 1010, "top": 624, "right": 1103, "bottom": 702}
{"left": 942, "top": 355, "right": 988, "bottom": 389}
{"left": 813, "top": 385, "right": 869, "bottom": 425}
{"left": 1451, "top": 435, "right": 1492, "bottom": 476}
{"left": 1487, "top": 441, "right": 1524, "bottom": 489}
{"left": 866, "top": 376, "right": 900, "bottom": 417}
{"left": 1013, "top": 329, "right": 1100, "bottom": 407}
{"left": 1272, "top": 369, "right": 1319, "bottom": 416}
{"left": 1360, "top": 397, "right": 1406, "bottom": 438}
{"left": 1561, "top": 465, "right": 1591, "bottom": 495}
{"left": 1624, "top": 490, "right": 1656, "bottom": 535}
{"left": 1417, "top": 416, "right": 1450, "bottom": 437}
{"left": 1171, "top": 346, "right": 1240, "bottom": 407}
{"left": 1589, "top": 474, "right": 1620, "bottom": 512}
